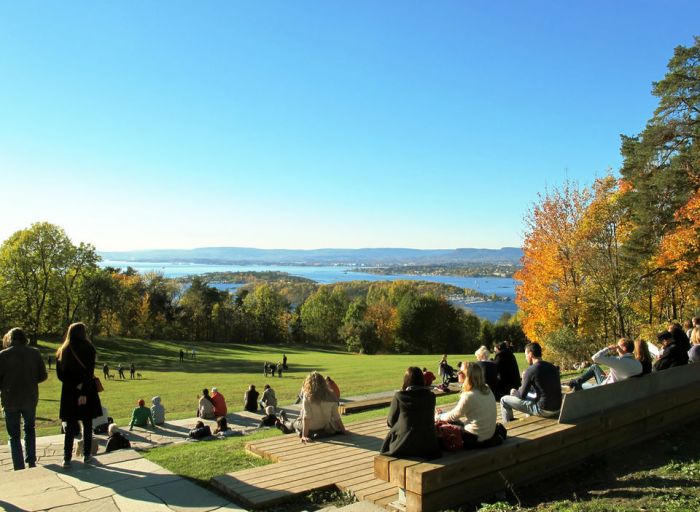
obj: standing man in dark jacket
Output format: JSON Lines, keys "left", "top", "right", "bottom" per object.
{"left": 0, "top": 328, "right": 48, "bottom": 470}
{"left": 494, "top": 341, "right": 521, "bottom": 399}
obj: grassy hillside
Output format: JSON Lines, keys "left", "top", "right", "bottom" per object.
{"left": 4, "top": 337, "right": 521, "bottom": 441}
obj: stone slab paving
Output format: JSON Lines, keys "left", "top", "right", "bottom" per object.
{"left": 0, "top": 449, "right": 246, "bottom": 512}
{"left": 0, "top": 392, "right": 408, "bottom": 512}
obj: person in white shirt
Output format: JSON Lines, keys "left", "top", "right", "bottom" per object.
{"left": 435, "top": 362, "right": 497, "bottom": 446}
{"left": 567, "top": 338, "right": 642, "bottom": 391}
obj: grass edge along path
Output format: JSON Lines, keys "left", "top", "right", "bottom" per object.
{"left": 6, "top": 336, "right": 540, "bottom": 441}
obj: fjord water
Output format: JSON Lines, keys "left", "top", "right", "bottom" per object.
{"left": 102, "top": 261, "right": 518, "bottom": 321}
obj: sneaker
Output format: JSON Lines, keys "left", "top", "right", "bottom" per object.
{"left": 567, "top": 379, "right": 582, "bottom": 391}
{"left": 279, "top": 410, "right": 288, "bottom": 422}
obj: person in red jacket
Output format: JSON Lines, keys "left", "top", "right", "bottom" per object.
{"left": 326, "top": 376, "right": 340, "bottom": 400}
{"left": 422, "top": 367, "right": 436, "bottom": 386}
{"left": 210, "top": 387, "right": 227, "bottom": 417}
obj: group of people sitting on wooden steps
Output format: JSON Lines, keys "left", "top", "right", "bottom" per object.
{"left": 380, "top": 319, "right": 700, "bottom": 460}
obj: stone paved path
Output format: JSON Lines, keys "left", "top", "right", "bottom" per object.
{"left": 0, "top": 448, "right": 245, "bottom": 512}
{"left": 0, "top": 392, "right": 402, "bottom": 511}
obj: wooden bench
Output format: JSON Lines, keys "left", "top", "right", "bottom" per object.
{"left": 375, "top": 364, "right": 700, "bottom": 512}
{"left": 339, "top": 388, "right": 459, "bottom": 415}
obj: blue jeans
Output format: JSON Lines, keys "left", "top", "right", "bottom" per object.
{"left": 500, "top": 395, "right": 560, "bottom": 422}
{"left": 577, "top": 364, "right": 606, "bottom": 387}
{"left": 4, "top": 407, "right": 37, "bottom": 470}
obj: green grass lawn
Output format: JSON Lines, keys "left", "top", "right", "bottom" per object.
{"left": 3, "top": 336, "right": 529, "bottom": 441}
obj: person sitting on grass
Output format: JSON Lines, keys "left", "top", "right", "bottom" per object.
{"left": 105, "top": 423, "right": 131, "bottom": 453}
{"left": 500, "top": 342, "right": 561, "bottom": 422}
{"left": 151, "top": 396, "right": 165, "bottom": 425}
{"left": 436, "top": 362, "right": 497, "bottom": 448}
{"left": 189, "top": 420, "right": 212, "bottom": 440}
{"left": 210, "top": 387, "right": 227, "bottom": 417}
{"left": 198, "top": 388, "right": 216, "bottom": 419}
{"left": 567, "top": 338, "right": 642, "bottom": 391}
{"left": 129, "top": 399, "right": 155, "bottom": 431}
{"left": 213, "top": 416, "right": 237, "bottom": 436}
{"left": 259, "top": 406, "right": 280, "bottom": 428}
{"left": 244, "top": 384, "right": 259, "bottom": 413}
{"left": 380, "top": 367, "right": 441, "bottom": 459}
{"left": 259, "top": 384, "right": 277, "bottom": 411}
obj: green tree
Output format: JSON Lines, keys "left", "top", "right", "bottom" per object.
{"left": 339, "top": 298, "right": 380, "bottom": 354}
{"left": 243, "top": 284, "right": 289, "bottom": 343}
{"left": 300, "top": 286, "right": 349, "bottom": 344}
{"left": 0, "top": 222, "right": 78, "bottom": 343}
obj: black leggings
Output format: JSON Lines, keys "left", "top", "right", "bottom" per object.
{"left": 64, "top": 418, "right": 92, "bottom": 462}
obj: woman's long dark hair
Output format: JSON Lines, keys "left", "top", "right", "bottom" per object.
{"left": 402, "top": 367, "right": 425, "bottom": 391}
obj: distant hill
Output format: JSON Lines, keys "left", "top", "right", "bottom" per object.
{"left": 99, "top": 246, "right": 523, "bottom": 266}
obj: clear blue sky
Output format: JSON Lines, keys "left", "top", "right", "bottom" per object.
{"left": 1, "top": 1, "right": 698, "bottom": 251}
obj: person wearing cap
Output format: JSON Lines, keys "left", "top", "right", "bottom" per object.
{"left": 210, "top": 387, "right": 227, "bottom": 417}
{"left": 654, "top": 330, "right": 689, "bottom": 371}
{"left": 129, "top": 399, "right": 155, "bottom": 430}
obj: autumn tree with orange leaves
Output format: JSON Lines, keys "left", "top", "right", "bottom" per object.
{"left": 518, "top": 39, "right": 700, "bottom": 364}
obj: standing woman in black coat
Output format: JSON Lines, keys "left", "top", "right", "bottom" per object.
{"left": 56, "top": 322, "right": 102, "bottom": 467}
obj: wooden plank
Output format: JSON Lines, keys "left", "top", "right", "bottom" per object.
{"left": 412, "top": 399, "right": 700, "bottom": 512}
{"left": 405, "top": 420, "right": 572, "bottom": 493}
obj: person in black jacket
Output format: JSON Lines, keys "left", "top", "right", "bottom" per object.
{"left": 380, "top": 367, "right": 441, "bottom": 459}
{"left": 56, "top": 322, "right": 103, "bottom": 467}
{"left": 105, "top": 423, "right": 131, "bottom": 453}
{"left": 494, "top": 341, "right": 521, "bottom": 400}
{"left": 0, "top": 327, "right": 48, "bottom": 470}
{"left": 654, "top": 330, "right": 689, "bottom": 371}
{"left": 244, "top": 384, "right": 259, "bottom": 413}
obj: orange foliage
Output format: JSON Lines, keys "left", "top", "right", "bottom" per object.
{"left": 657, "top": 189, "right": 700, "bottom": 274}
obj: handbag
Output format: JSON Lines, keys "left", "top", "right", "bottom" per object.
{"left": 435, "top": 420, "right": 464, "bottom": 451}
{"left": 69, "top": 347, "right": 104, "bottom": 393}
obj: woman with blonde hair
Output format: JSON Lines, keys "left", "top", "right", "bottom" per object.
{"left": 436, "top": 362, "right": 496, "bottom": 448}
{"left": 289, "top": 371, "right": 347, "bottom": 443}
{"left": 474, "top": 345, "right": 499, "bottom": 400}
{"left": 56, "top": 323, "right": 102, "bottom": 466}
